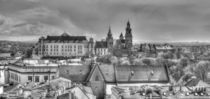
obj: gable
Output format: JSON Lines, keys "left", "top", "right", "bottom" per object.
{"left": 88, "top": 65, "right": 105, "bottom": 82}
{"left": 98, "top": 64, "right": 115, "bottom": 82}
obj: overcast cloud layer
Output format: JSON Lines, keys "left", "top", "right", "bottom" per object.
{"left": 0, "top": 0, "right": 210, "bottom": 42}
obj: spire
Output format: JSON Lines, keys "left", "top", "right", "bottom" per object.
{"left": 127, "top": 20, "right": 130, "bottom": 28}
{"left": 120, "top": 32, "right": 124, "bottom": 40}
{"left": 106, "top": 26, "right": 113, "bottom": 41}
{"left": 120, "top": 32, "right": 123, "bottom": 37}
{"left": 107, "top": 26, "right": 112, "bottom": 37}
{"left": 108, "top": 26, "right": 112, "bottom": 35}
{"left": 125, "top": 20, "right": 132, "bottom": 36}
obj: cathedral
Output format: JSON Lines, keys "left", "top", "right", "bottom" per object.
{"left": 116, "top": 21, "right": 133, "bottom": 50}
{"left": 88, "top": 21, "right": 133, "bottom": 56}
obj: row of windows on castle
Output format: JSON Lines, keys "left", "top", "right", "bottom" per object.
{"left": 40, "top": 44, "right": 84, "bottom": 55}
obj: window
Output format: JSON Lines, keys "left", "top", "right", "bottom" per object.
{"left": 19, "top": 76, "right": 21, "bottom": 82}
{"left": 28, "top": 76, "right": 33, "bottom": 82}
{"left": 44, "top": 76, "right": 48, "bottom": 82}
{"left": 11, "top": 73, "right": 14, "bottom": 79}
{"left": 78, "top": 45, "right": 83, "bottom": 54}
{"left": 66, "top": 70, "right": 69, "bottom": 74}
{"left": 35, "top": 76, "right": 39, "bottom": 82}
{"left": 15, "top": 74, "right": 18, "bottom": 81}
{"left": 51, "top": 76, "right": 55, "bottom": 80}
{"left": 95, "top": 75, "right": 100, "bottom": 81}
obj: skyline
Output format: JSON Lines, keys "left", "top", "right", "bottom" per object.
{"left": 1, "top": 0, "right": 210, "bottom": 42}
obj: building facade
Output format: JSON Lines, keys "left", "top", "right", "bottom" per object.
{"left": 0, "top": 66, "right": 9, "bottom": 84}
{"left": 94, "top": 27, "right": 114, "bottom": 56}
{"left": 86, "top": 64, "right": 170, "bottom": 99}
{"left": 35, "top": 33, "right": 88, "bottom": 58}
{"left": 125, "top": 21, "right": 133, "bottom": 50}
{"left": 116, "top": 21, "right": 133, "bottom": 50}
{"left": 87, "top": 38, "right": 95, "bottom": 56}
{"left": 8, "top": 60, "right": 58, "bottom": 84}
{"left": 95, "top": 41, "right": 109, "bottom": 56}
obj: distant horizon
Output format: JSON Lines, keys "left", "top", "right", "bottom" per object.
{"left": 2, "top": 36, "right": 210, "bottom": 45}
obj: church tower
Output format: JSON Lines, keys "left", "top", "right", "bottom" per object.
{"left": 120, "top": 32, "right": 124, "bottom": 40}
{"left": 106, "top": 26, "right": 114, "bottom": 50}
{"left": 88, "top": 37, "right": 95, "bottom": 55}
{"left": 125, "top": 21, "right": 133, "bottom": 50}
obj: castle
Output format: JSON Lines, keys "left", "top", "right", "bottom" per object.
{"left": 33, "top": 21, "right": 133, "bottom": 58}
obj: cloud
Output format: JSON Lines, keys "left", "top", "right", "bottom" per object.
{"left": 1, "top": 0, "right": 210, "bottom": 42}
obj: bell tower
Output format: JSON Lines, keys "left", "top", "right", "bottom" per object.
{"left": 106, "top": 26, "right": 114, "bottom": 50}
{"left": 125, "top": 21, "right": 133, "bottom": 50}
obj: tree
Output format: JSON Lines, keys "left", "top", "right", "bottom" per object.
{"left": 179, "top": 58, "right": 189, "bottom": 68}
{"left": 162, "top": 51, "right": 174, "bottom": 59}
{"left": 129, "top": 55, "right": 136, "bottom": 65}
{"left": 156, "top": 58, "right": 175, "bottom": 67}
{"left": 109, "top": 56, "right": 118, "bottom": 65}
{"left": 96, "top": 55, "right": 112, "bottom": 64}
{"left": 132, "top": 58, "right": 144, "bottom": 65}
{"left": 25, "top": 48, "right": 33, "bottom": 58}
{"left": 119, "top": 57, "right": 130, "bottom": 65}
{"left": 142, "top": 58, "right": 152, "bottom": 66}
{"left": 194, "top": 61, "right": 210, "bottom": 81}
{"left": 171, "top": 67, "right": 185, "bottom": 82}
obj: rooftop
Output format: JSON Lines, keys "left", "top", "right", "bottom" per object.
{"left": 41, "top": 33, "right": 87, "bottom": 42}
{"left": 87, "top": 64, "right": 170, "bottom": 84}
{"left": 59, "top": 64, "right": 91, "bottom": 83}
{"left": 95, "top": 41, "right": 108, "bottom": 48}
{"left": 14, "top": 59, "right": 58, "bottom": 67}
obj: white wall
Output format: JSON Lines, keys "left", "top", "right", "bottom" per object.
{"left": 43, "top": 43, "right": 88, "bottom": 57}
{"left": 9, "top": 71, "right": 57, "bottom": 84}
{"left": 0, "top": 86, "right": 3, "bottom": 94}
{"left": 0, "top": 69, "right": 5, "bottom": 84}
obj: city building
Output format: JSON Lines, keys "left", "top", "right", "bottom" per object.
{"left": 95, "top": 21, "right": 133, "bottom": 57}
{"left": 86, "top": 64, "right": 170, "bottom": 99}
{"left": 2, "top": 77, "right": 72, "bottom": 99}
{"left": 0, "top": 53, "right": 11, "bottom": 59}
{"left": 95, "top": 41, "right": 109, "bottom": 56}
{"left": 8, "top": 59, "right": 58, "bottom": 84}
{"left": 57, "top": 85, "right": 96, "bottom": 99}
{"left": 87, "top": 37, "right": 95, "bottom": 56}
{"left": 95, "top": 27, "right": 114, "bottom": 56}
{"left": 0, "top": 66, "right": 9, "bottom": 85}
{"left": 111, "top": 86, "right": 163, "bottom": 99}
{"left": 116, "top": 21, "right": 133, "bottom": 50}
{"left": 58, "top": 64, "right": 91, "bottom": 84}
{"left": 139, "top": 43, "right": 174, "bottom": 53}
{"left": 35, "top": 33, "right": 88, "bottom": 58}
{"left": 205, "top": 71, "right": 210, "bottom": 84}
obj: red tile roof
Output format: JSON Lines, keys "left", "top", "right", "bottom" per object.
{"left": 59, "top": 65, "right": 91, "bottom": 83}
{"left": 88, "top": 64, "right": 170, "bottom": 84}
{"left": 115, "top": 65, "right": 169, "bottom": 83}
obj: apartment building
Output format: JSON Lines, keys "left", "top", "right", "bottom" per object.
{"left": 8, "top": 59, "right": 58, "bottom": 84}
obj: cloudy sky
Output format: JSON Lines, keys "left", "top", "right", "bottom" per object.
{"left": 0, "top": 0, "right": 210, "bottom": 42}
